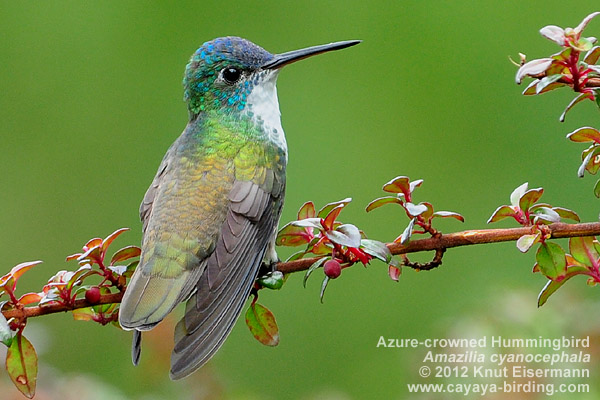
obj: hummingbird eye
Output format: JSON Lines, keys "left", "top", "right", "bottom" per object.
{"left": 222, "top": 67, "right": 242, "bottom": 84}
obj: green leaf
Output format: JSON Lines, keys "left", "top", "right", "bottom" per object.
{"left": 304, "top": 257, "right": 327, "bottom": 287}
{"left": 320, "top": 276, "right": 330, "bottom": 303}
{"left": 584, "top": 146, "right": 600, "bottom": 175}
{"left": 510, "top": 182, "right": 529, "bottom": 207}
{"left": 276, "top": 223, "right": 312, "bottom": 247}
{"left": 560, "top": 92, "right": 594, "bottom": 122}
{"left": 552, "top": 207, "right": 580, "bottom": 222}
{"left": 432, "top": 211, "right": 465, "bottom": 222}
{"left": 565, "top": 254, "right": 587, "bottom": 268}
{"left": 532, "top": 207, "right": 561, "bottom": 224}
{"left": 548, "top": 45, "right": 573, "bottom": 63}
{"left": 311, "top": 237, "right": 333, "bottom": 255}
{"left": 409, "top": 179, "right": 424, "bottom": 193}
{"left": 337, "top": 224, "right": 361, "bottom": 244}
{"left": 405, "top": 202, "right": 428, "bottom": 217}
{"left": 419, "top": 202, "right": 434, "bottom": 221}
{"left": 290, "top": 218, "right": 322, "bottom": 230}
{"left": 65, "top": 252, "right": 83, "bottom": 262}
{"left": 382, "top": 176, "right": 411, "bottom": 197}
{"left": 8, "top": 261, "right": 43, "bottom": 286}
{"left": 257, "top": 271, "right": 284, "bottom": 290}
{"left": 535, "top": 242, "right": 567, "bottom": 280}
{"left": 0, "top": 312, "right": 13, "bottom": 346}
{"left": 110, "top": 246, "right": 141, "bottom": 265}
{"left": 522, "top": 79, "right": 542, "bottom": 95}
{"left": 326, "top": 224, "right": 361, "bottom": 248}
{"left": 522, "top": 79, "right": 540, "bottom": 95}
{"left": 584, "top": 46, "right": 600, "bottom": 64}
{"left": 84, "top": 237, "right": 103, "bottom": 250}
{"left": 285, "top": 250, "right": 307, "bottom": 262}
{"left": 6, "top": 333, "right": 38, "bottom": 399}
{"left": 323, "top": 204, "right": 345, "bottom": 230}
{"left": 17, "top": 293, "right": 42, "bottom": 306}
{"left": 535, "top": 74, "right": 563, "bottom": 94}
{"left": 365, "top": 196, "right": 402, "bottom": 212}
{"left": 72, "top": 306, "right": 97, "bottom": 321}
{"left": 126, "top": 260, "right": 139, "bottom": 275}
{"left": 569, "top": 236, "right": 599, "bottom": 268}
{"left": 595, "top": 179, "right": 600, "bottom": 198}
{"left": 537, "top": 265, "right": 590, "bottom": 307}
{"left": 77, "top": 244, "right": 102, "bottom": 263}
{"left": 528, "top": 202, "right": 551, "bottom": 212}
{"left": 360, "top": 239, "right": 392, "bottom": 263}
{"left": 487, "top": 205, "right": 516, "bottom": 223}
{"left": 399, "top": 218, "right": 415, "bottom": 244}
{"left": 297, "top": 201, "right": 316, "bottom": 220}
{"left": 519, "top": 188, "right": 543, "bottom": 211}
{"left": 572, "top": 36, "right": 594, "bottom": 52}
{"left": 66, "top": 264, "right": 93, "bottom": 291}
{"left": 515, "top": 58, "right": 552, "bottom": 83}
{"left": 538, "top": 81, "right": 565, "bottom": 94}
{"left": 578, "top": 146, "right": 596, "bottom": 177}
{"left": 317, "top": 198, "right": 352, "bottom": 219}
{"left": 388, "top": 265, "right": 401, "bottom": 282}
{"left": 108, "top": 265, "right": 127, "bottom": 276}
{"left": 516, "top": 233, "right": 540, "bottom": 253}
{"left": 566, "top": 127, "right": 600, "bottom": 143}
{"left": 101, "top": 228, "right": 129, "bottom": 255}
{"left": 575, "top": 12, "right": 600, "bottom": 37}
{"left": 245, "top": 302, "right": 279, "bottom": 346}
{"left": 541, "top": 26, "right": 566, "bottom": 45}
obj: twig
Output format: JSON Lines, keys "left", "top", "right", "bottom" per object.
{"left": 2, "top": 292, "right": 123, "bottom": 320}
{"left": 3, "top": 222, "right": 600, "bottom": 319}
{"left": 277, "top": 222, "right": 600, "bottom": 273}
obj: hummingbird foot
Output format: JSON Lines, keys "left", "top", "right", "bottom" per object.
{"left": 258, "top": 258, "right": 280, "bottom": 276}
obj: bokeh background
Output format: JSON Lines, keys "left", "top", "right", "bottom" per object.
{"left": 1, "top": 1, "right": 600, "bottom": 399}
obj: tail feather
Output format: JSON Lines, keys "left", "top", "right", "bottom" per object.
{"left": 119, "top": 256, "right": 202, "bottom": 330}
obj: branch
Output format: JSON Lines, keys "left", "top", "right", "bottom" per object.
{"left": 2, "top": 292, "right": 123, "bottom": 320}
{"left": 277, "top": 222, "right": 600, "bottom": 273}
{"left": 2, "top": 222, "right": 600, "bottom": 320}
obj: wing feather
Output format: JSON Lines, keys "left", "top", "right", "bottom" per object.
{"left": 120, "top": 126, "right": 286, "bottom": 378}
{"left": 139, "top": 148, "right": 172, "bottom": 233}
{"left": 169, "top": 179, "right": 282, "bottom": 379}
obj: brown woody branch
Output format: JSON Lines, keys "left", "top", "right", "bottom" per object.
{"left": 2, "top": 292, "right": 123, "bottom": 320}
{"left": 277, "top": 222, "right": 600, "bottom": 273}
{"left": 3, "top": 222, "right": 600, "bottom": 321}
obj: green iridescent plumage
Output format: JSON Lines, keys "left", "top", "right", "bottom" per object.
{"left": 118, "top": 36, "right": 360, "bottom": 379}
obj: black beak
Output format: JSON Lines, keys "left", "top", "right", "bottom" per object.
{"left": 261, "top": 40, "right": 361, "bottom": 70}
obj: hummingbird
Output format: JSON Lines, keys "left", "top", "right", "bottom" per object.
{"left": 118, "top": 36, "right": 360, "bottom": 379}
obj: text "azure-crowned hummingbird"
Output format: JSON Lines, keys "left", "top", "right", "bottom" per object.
{"left": 118, "top": 36, "right": 360, "bottom": 379}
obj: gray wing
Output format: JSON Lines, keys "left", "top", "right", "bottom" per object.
{"left": 139, "top": 148, "right": 171, "bottom": 233}
{"left": 124, "top": 147, "right": 173, "bottom": 362}
{"left": 170, "top": 178, "right": 284, "bottom": 379}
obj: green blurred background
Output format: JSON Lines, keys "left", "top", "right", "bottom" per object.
{"left": 1, "top": 1, "right": 600, "bottom": 399}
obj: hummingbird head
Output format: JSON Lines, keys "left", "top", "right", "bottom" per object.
{"left": 183, "top": 37, "right": 360, "bottom": 120}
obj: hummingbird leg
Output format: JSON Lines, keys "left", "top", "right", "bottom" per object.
{"left": 259, "top": 237, "right": 280, "bottom": 275}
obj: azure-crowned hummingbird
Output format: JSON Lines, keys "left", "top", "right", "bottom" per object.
{"left": 118, "top": 36, "right": 360, "bottom": 379}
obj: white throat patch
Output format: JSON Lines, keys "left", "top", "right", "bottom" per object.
{"left": 245, "top": 70, "right": 287, "bottom": 154}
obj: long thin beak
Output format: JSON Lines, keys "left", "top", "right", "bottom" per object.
{"left": 261, "top": 40, "right": 361, "bottom": 70}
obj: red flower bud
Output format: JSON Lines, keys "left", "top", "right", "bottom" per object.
{"left": 323, "top": 259, "right": 342, "bottom": 279}
{"left": 85, "top": 287, "right": 101, "bottom": 304}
